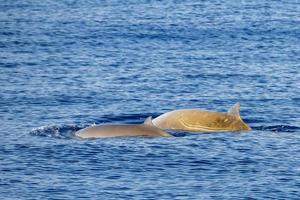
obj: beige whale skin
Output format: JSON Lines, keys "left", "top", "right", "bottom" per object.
{"left": 75, "top": 117, "right": 171, "bottom": 139}
{"left": 152, "top": 103, "right": 251, "bottom": 132}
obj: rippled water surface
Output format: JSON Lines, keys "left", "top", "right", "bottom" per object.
{"left": 1, "top": 0, "right": 300, "bottom": 199}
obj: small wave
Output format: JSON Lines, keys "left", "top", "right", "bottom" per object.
{"left": 30, "top": 124, "right": 87, "bottom": 139}
{"left": 252, "top": 125, "right": 300, "bottom": 133}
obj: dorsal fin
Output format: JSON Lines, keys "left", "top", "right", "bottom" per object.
{"left": 143, "top": 116, "right": 154, "bottom": 126}
{"left": 228, "top": 102, "right": 241, "bottom": 117}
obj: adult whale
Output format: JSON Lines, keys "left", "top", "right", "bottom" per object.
{"left": 152, "top": 103, "right": 251, "bottom": 132}
{"left": 75, "top": 117, "right": 171, "bottom": 139}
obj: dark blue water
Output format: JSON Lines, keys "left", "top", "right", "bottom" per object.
{"left": 1, "top": 0, "right": 300, "bottom": 199}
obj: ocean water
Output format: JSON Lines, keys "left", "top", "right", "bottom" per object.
{"left": 1, "top": 0, "right": 300, "bottom": 199}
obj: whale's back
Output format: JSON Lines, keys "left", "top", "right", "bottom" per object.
{"left": 153, "top": 104, "right": 251, "bottom": 132}
{"left": 75, "top": 118, "right": 171, "bottom": 139}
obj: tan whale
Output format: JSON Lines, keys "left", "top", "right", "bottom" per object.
{"left": 152, "top": 103, "right": 251, "bottom": 132}
{"left": 75, "top": 116, "right": 171, "bottom": 139}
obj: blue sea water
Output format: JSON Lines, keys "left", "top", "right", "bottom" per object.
{"left": 1, "top": 0, "right": 300, "bottom": 199}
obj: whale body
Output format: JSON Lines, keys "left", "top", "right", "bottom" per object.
{"left": 152, "top": 103, "right": 251, "bottom": 132}
{"left": 75, "top": 117, "right": 171, "bottom": 139}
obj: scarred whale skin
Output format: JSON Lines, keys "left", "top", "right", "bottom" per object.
{"left": 152, "top": 103, "right": 251, "bottom": 132}
{"left": 75, "top": 117, "right": 171, "bottom": 139}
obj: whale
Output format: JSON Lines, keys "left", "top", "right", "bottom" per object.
{"left": 75, "top": 117, "right": 171, "bottom": 139}
{"left": 152, "top": 103, "right": 251, "bottom": 132}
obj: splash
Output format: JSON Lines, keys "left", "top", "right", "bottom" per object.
{"left": 30, "top": 124, "right": 88, "bottom": 139}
